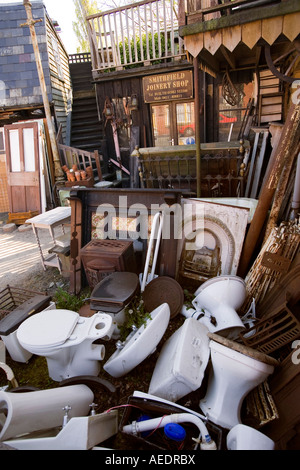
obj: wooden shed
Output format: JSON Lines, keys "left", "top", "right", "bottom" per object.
{"left": 0, "top": 1, "right": 71, "bottom": 214}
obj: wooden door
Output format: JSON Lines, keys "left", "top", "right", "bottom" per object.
{"left": 4, "top": 122, "right": 41, "bottom": 214}
{"left": 151, "top": 101, "right": 195, "bottom": 146}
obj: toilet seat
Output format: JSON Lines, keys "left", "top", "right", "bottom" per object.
{"left": 207, "top": 332, "right": 279, "bottom": 367}
{"left": 17, "top": 310, "right": 80, "bottom": 350}
{"left": 90, "top": 272, "right": 139, "bottom": 313}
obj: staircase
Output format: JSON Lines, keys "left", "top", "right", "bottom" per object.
{"left": 68, "top": 54, "right": 127, "bottom": 186}
{"left": 69, "top": 57, "right": 104, "bottom": 154}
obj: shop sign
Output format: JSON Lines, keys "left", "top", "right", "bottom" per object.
{"left": 143, "top": 71, "right": 193, "bottom": 102}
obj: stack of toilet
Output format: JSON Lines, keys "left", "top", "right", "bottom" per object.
{"left": 148, "top": 275, "right": 279, "bottom": 449}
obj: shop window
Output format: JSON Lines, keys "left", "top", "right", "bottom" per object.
{"left": 151, "top": 101, "right": 195, "bottom": 146}
{"left": 152, "top": 104, "right": 171, "bottom": 146}
{"left": 218, "top": 80, "right": 254, "bottom": 142}
{"left": 176, "top": 102, "right": 195, "bottom": 144}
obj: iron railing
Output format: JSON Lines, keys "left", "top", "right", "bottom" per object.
{"left": 86, "top": 0, "right": 186, "bottom": 73}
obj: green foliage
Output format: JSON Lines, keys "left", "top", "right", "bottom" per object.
{"left": 53, "top": 287, "right": 88, "bottom": 312}
{"left": 183, "top": 288, "right": 195, "bottom": 310}
{"left": 119, "top": 294, "right": 152, "bottom": 341}
{"left": 119, "top": 32, "right": 171, "bottom": 68}
{"left": 72, "top": 0, "right": 99, "bottom": 53}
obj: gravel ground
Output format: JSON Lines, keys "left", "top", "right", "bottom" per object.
{"left": 0, "top": 215, "right": 69, "bottom": 294}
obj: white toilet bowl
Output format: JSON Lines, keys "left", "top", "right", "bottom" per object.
{"left": 226, "top": 424, "right": 275, "bottom": 450}
{"left": 192, "top": 276, "right": 246, "bottom": 338}
{"left": 17, "top": 309, "right": 114, "bottom": 381}
{"left": 199, "top": 333, "right": 278, "bottom": 429}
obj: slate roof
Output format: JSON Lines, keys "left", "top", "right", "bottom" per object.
{"left": 0, "top": 1, "right": 52, "bottom": 109}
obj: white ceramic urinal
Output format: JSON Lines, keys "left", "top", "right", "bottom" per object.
{"left": 103, "top": 303, "right": 170, "bottom": 377}
{"left": 148, "top": 318, "right": 210, "bottom": 402}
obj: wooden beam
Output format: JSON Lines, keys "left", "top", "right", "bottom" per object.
{"left": 220, "top": 45, "right": 236, "bottom": 69}
{"left": 199, "top": 49, "right": 220, "bottom": 74}
{"left": 179, "top": 0, "right": 300, "bottom": 37}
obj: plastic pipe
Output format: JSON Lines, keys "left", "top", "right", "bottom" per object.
{"left": 122, "top": 413, "right": 216, "bottom": 450}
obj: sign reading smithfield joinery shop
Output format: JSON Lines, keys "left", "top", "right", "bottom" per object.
{"left": 143, "top": 71, "right": 193, "bottom": 103}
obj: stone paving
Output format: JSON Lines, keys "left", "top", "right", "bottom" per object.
{"left": 0, "top": 216, "right": 59, "bottom": 290}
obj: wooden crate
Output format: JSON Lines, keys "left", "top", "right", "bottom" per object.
{"left": 8, "top": 210, "right": 39, "bottom": 225}
{"left": 65, "top": 177, "right": 94, "bottom": 188}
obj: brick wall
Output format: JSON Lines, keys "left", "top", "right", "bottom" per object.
{"left": 0, "top": 1, "right": 52, "bottom": 109}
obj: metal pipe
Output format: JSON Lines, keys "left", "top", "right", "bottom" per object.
{"left": 194, "top": 56, "right": 201, "bottom": 197}
{"left": 21, "top": 0, "right": 64, "bottom": 182}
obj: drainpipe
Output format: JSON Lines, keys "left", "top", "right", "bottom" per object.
{"left": 21, "top": 0, "right": 64, "bottom": 183}
{"left": 194, "top": 56, "right": 201, "bottom": 197}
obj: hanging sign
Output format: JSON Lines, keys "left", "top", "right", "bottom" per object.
{"left": 143, "top": 70, "right": 193, "bottom": 103}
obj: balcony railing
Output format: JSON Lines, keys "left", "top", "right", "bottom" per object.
{"left": 86, "top": 0, "right": 186, "bottom": 74}
{"left": 185, "top": 0, "right": 284, "bottom": 22}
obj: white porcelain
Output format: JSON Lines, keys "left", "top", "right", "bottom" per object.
{"left": 193, "top": 275, "right": 246, "bottom": 338}
{"left": 17, "top": 309, "right": 113, "bottom": 381}
{"left": 4, "top": 409, "right": 118, "bottom": 450}
{"left": 0, "top": 340, "right": 5, "bottom": 363}
{"left": 0, "top": 385, "right": 94, "bottom": 441}
{"left": 0, "top": 301, "right": 56, "bottom": 363}
{"left": 199, "top": 338, "right": 276, "bottom": 429}
{"left": 103, "top": 303, "right": 170, "bottom": 378}
{"left": 1, "top": 331, "right": 31, "bottom": 363}
{"left": 227, "top": 424, "right": 275, "bottom": 450}
{"left": 195, "top": 197, "right": 258, "bottom": 223}
{"left": 148, "top": 318, "right": 210, "bottom": 402}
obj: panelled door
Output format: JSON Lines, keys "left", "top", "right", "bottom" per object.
{"left": 4, "top": 122, "right": 41, "bottom": 214}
